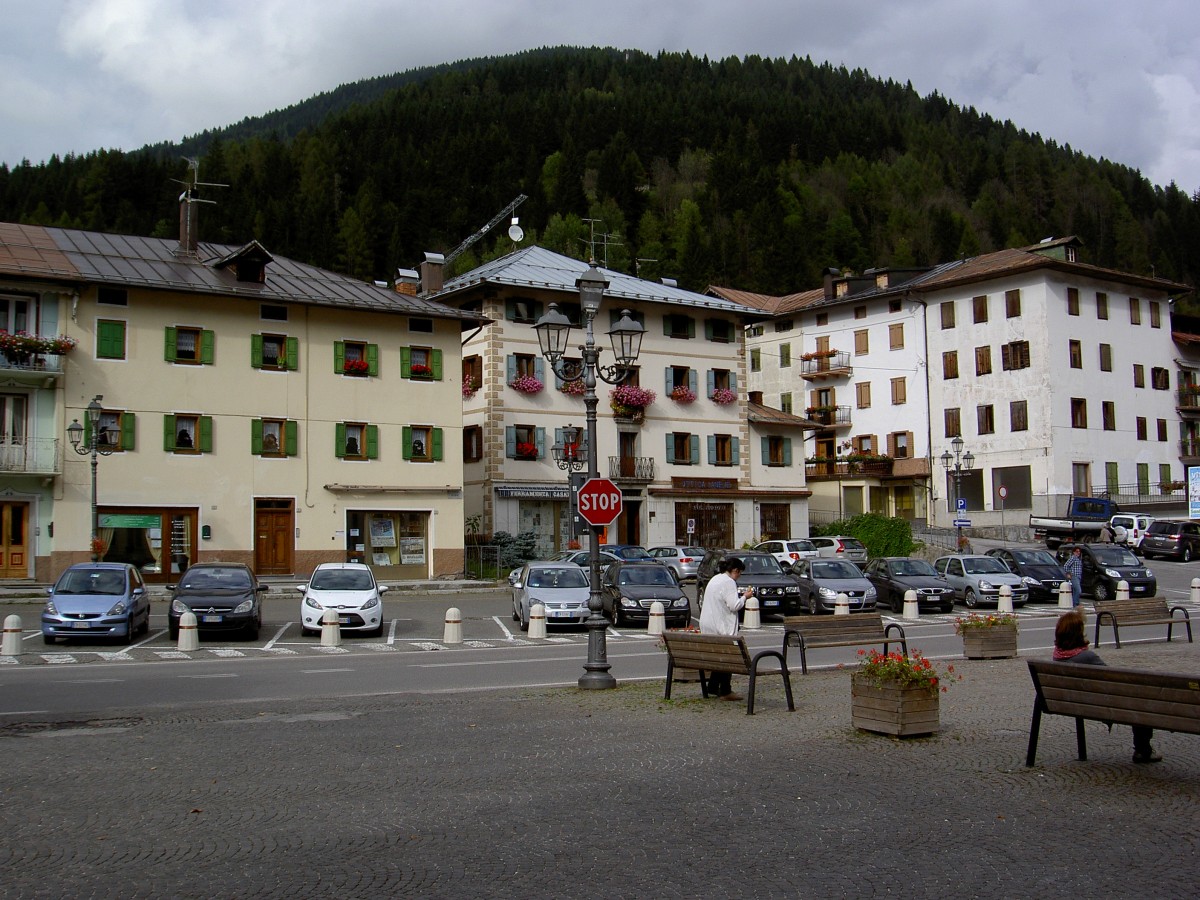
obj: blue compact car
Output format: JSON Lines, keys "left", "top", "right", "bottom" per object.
{"left": 42, "top": 562, "right": 150, "bottom": 645}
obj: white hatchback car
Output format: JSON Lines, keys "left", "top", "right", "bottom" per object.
{"left": 299, "top": 563, "right": 388, "bottom": 636}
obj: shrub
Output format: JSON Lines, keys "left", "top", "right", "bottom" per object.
{"left": 813, "top": 512, "right": 914, "bottom": 557}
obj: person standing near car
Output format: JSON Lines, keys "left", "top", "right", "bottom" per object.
{"left": 699, "top": 556, "right": 749, "bottom": 700}
{"left": 1063, "top": 546, "right": 1083, "bottom": 607}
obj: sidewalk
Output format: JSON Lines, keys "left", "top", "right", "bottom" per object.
{"left": 2, "top": 635, "right": 1197, "bottom": 897}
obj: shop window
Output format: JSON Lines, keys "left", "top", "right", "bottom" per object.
{"left": 762, "top": 435, "right": 792, "bottom": 467}
{"left": 335, "top": 341, "right": 378, "bottom": 377}
{"left": 464, "top": 425, "right": 483, "bottom": 463}
{"left": 337, "top": 422, "right": 378, "bottom": 460}
{"left": 164, "top": 414, "right": 211, "bottom": 453}
{"left": 252, "top": 333, "right": 298, "bottom": 370}
{"left": 401, "top": 346, "right": 442, "bottom": 380}
{"left": 165, "top": 326, "right": 214, "bottom": 364}
{"left": 403, "top": 425, "right": 443, "bottom": 462}
{"left": 252, "top": 418, "right": 297, "bottom": 457}
{"left": 97, "top": 319, "right": 126, "bottom": 359}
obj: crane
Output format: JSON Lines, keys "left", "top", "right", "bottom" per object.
{"left": 442, "top": 194, "right": 528, "bottom": 267}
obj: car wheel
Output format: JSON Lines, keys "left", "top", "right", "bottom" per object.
{"left": 122, "top": 621, "right": 135, "bottom": 645}
{"left": 168, "top": 622, "right": 179, "bottom": 641}
{"left": 519, "top": 612, "right": 529, "bottom": 632}
{"left": 1143, "top": 552, "right": 1155, "bottom": 560}
{"left": 941, "top": 603, "right": 954, "bottom": 614}
{"left": 891, "top": 592, "right": 903, "bottom": 614}
{"left": 244, "top": 619, "right": 260, "bottom": 641}
{"left": 808, "top": 594, "right": 819, "bottom": 615}
{"left": 964, "top": 589, "right": 979, "bottom": 609}
{"left": 1094, "top": 582, "right": 1111, "bottom": 601}
{"left": 43, "top": 633, "right": 55, "bottom": 645}
{"left": 1184, "top": 545, "right": 1194, "bottom": 563}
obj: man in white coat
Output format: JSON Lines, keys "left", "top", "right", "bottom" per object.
{"left": 699, "top": 556, "right": 749, "bottom": 700}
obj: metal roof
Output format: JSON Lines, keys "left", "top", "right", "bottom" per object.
{"left": 0, "top": 223, "right": 487, "bottom": 324}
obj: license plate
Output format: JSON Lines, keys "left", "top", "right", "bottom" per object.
{"left": 1133, "top": 586, "right": 1148, "bottom": 594}
{"left": 551, "top": 609, "right": 574, "bottom": 618}
{"left": 763, "top": 600, "right": 779, "bottom": 607}
{"left": 202, "top": 615, "right": 222, "bottom": 623}
{"left": 339, "top": 617, "right": 351, "bottom": 625}
{"left": 72, "top": 621, "right": 91, "bottom": 630}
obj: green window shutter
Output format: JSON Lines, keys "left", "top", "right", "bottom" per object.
{"left": 163, "top": 415, "right": 177, "bottom": 451}
{"left": 687, "top": 317, "right": 696, "bottom": 339}
{"left": 783, "top": 438, "right": 793, "bottom": 466}
{"left": 198, "top": 417, "right": 213, "bottom": 453}
{"left": 761, "top": 436, "right": 770, "bottom": 462}
{"left": 431, "top": 349, "right": 443, "bottom": 380}
{"left": 663, "top": 316, "right": 671, "bottom": 336}
{"left": 251, "top": 334, "right": 264, "bottom": 369}
{"left": 334, "top": 341, "right": 345, "bottom": 373}
{"left": 251, "top": 419, "right": 264, "bottom": 454}
{"left": 689, "top": 435, "right": 700, "bottom": 465}
{"left": 431, "top": 428, "right": 444, "bottom": 461}
{"left": 335, "top": 422, "right": 347, "bottom": 458}
{"left": 400, "top": 346, "right": 412, "bottom": 378}
{"left": 285, "top": 337, "right": 299, "bottom": 371}
{"left": 402, "top": 426, "right": 413, "bottom": 460}
{"left": 98, "top": 321, "right": 126, "bottom": 359}
{"left": 164, "top": 327, "right": 178, "bottom": 362}
{"left": 366, "top": 343, "right": 379, "bottom": 376}
{"left": 730, "top": 436, "right": 740, "bottom": 464}
{"left": 707, "top": 435, "right": 716, "bottom": 464}
{"left": 506, "top": 427, "right": 516, "bottom": 458}
{"left": 200, "top": 330, "right": 215, "bottom": 364}
{"left": 535, "top": 427, "right": 546, "bottom": 459}
{"left": 284, "top": 420, "right": 298, "bottom": 456}
{"left": 666, "top": 434, "right": 676, "bottom": 464}
{"left": 120, "top": 413, "right": 136, "bottom": 451}
{"left": 365, "top": 425, "right": 379, "bottom": 459}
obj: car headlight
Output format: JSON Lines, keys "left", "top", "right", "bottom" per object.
{"left": 304, "top": 595, "right": 323, "bottom": 610}
{"left": 1104, "top": 568, "right": 1121, "bottom": 578}
{"left": 620, "top": 597, "right": 637, "bottom": 608}
{"left": 865, "top": 586, "right": 876, "bottom": 599}
{"left": 106, "top": 600, "right": 128, "bottom": 616}
{"left": 1145, "top": 568, "right": 1154, "bottom": 578}
{"left": 362, "top": 595, "right": 380, "bottom": 610}
{"left": 818, "top": 587, "right": 838, "bottom": 598}
{"left": 44, "top": 599, "right": 58, "bottom": 615}
{"left": 233, "top": 599, "right": 255, "bottom": 614}
{"left": 979, "top": 580, "right": 995, "bottom": 590}
{"left": 1022, "top": 576, "right": 1038, "bottom": 586}
{"left": 171, "top": 597, "right": 191, "bottom": 614}
{"left": 673, "top": 598, "right": 689, "bottom": 608}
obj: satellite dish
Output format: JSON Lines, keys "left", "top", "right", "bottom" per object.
{"left": 508, "top": 223, "right": 524, "bottom": 242}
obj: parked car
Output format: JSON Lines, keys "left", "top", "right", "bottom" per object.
{"left": 556, "top": 550, "right": 623, "bottom": 571}
{"left": 809, "top": 535, "right": 869, "bottom": 564}
{"left": 1140, "top": 520, "right": 1200, "bottom": 561}
{"left": 600, "top": 560, "right": 690, "bottom": 627}
{"left": 646, "top": 545, "right": 706, "bottom": 582}
{"left": 985, "top": 548, "right": 1069, "bottom": 603}
{"left": 789, "top": 558, "right": 877, "bottom": 614}
{"left": 598, "top": 544, "right": 658, "bottom": 562}
{"left": 1108, "top": 514, "right": 1154, "bottom": 551}
{"left": 41, "top": 562, "right": 150, "bottom": 645}
{"left": 862, "top": 557, "right": 955, "bottom": 613}
{"left": 934, "top": 555, "right": 1029, "bottom": 608}
{"left": 1054, "top": 543, "right": 1157, "bottom": 600}
{"left": 695, "top": 549, "right": 803, "bottom": 616}
{"left": 167, "top": 563, "right": 268, "bottom": 640}
{"left": 510, "top": 561, "right": 591, "bottom": 631}
{"left": 753, "top": 539, "right": 820, "bottom": 567}
{"left": 298, "top": 562, "right": 388, "bottom": 636}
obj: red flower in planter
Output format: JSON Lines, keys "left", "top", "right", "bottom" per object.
{"left": 411, "top": 363, "right": 432, "bottom": 377}
{"left": 344, "top": 358, "right": 370, "bottom": 375}
{"left": 516, "top": 441, "right": 538, "bottom": 459}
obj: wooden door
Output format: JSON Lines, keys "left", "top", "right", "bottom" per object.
{"left": 254, "top": 500, "right": 294, "bottom": 575}
{"left": 0, "top": 502, "right": 29, "bottom": 578}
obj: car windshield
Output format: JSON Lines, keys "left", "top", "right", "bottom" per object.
{"left": 181, "top": 567, "right": 252, "bottom": 589}
{"left": 1012, "top": 550, "right": 1058, "bottom": 565}
{"left": 618, "top": 567, "right": 675, "bottom": 586}
{"left": 310, "top": 569, "right": 375, "bottom": 590}
{"left": 963, "top": 558, "right": 1010, "bottom": 575}
{"left": 812, "top": 561, "right": 861, "bottom": 579}
{"left": 787, "top": 541, "right": 816, "bottom": 552}
{"left": 527, "top": 568, "right": 588, "bottom": 589}
{"left": 55, "top": 568, "right": 125, "bottom": 595}
{"left": 741, "top": 555, "right": 782, "bottom": 575}
{"left": 889, "top": 559, "right": 937, "bottom": 577}
{"left": 1089, "top": 547, "right": 1140, "bottom": 566}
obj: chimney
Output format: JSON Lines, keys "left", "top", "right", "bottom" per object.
{"left": 178, "top": 196, "right": 199, "bottom": 256}
{"left": 419, "top": 252, "right": 445, "bottom": 294}
{"left": 395, "top": 268, "right": 420, "bottom": 296}
{"left": 749, "top": 390, "right": 763, "bottom": 405}
{"left": 822, "top": 267, "right": 840, "bottom": 300}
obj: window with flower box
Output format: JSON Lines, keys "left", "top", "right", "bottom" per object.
{"left": 165, "top": 326, "right": 214, "bottom": 365}
{"left": 402, "top": 346, "right": 442, "bottom": 380}
{"left": 96, "top": 319, "right": 126, "bottom": 359}
{"left": 888, "top": 431, "right": 912, "bottom": 459}
{"left": 403, "top": 425, "right": 443, "bottom": 462}
{"left": 251, "top": 418, "right": 298, "bottom": 457}
{"left": 164, "top": 414, "right": 212, "bottom": 454}
{"left": 506, "top": 354, "right": 545, "bottom": 393}
{"left": 335, "top": 341, "right": 378, "bottom": 377}
{"left": 462, "top": 355, "right": 482, "bottom": 394}
{"left": 666, "top": 432, "right": 700, "bottom": 465}
{"left": 761, "top": 436, "right": 793, "bottom": 467}
{"left": 336, "top": 422, "right": 378, "bottom": 460}
{"left": 708, "top": 434, "right": 739, "bottom": 466}
{"left": 506, "top": 425, "right": 545, "bottom": 460}
{"left": 707, "top": 369, "right": 737, "bottom": 403}
{"left": 252, "top": 334, "right": 299, "bottom": 370}
{"left": 664, "top": 313, "right": 696, "bottom": 340}
{"left": 665, "top": 366, "right": 698, "bottom": 402}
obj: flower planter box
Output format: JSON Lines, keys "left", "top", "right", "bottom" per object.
{"left": 961, "top": 626, "right": 1018, "bottom": 659}
{"left": 851, "top": 673, "right": 939, "bottom": 737}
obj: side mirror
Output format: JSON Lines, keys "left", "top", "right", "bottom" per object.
{"left": 378, "top": 585, "right": 389, "bottom": 594}
{"left": 513, "top": 582, "right": 524, "bottom": 590}
{"left": 297, "top": 584, "right": 308, "bottom": 592}
{"left": 258, "top": 584, "right": 270, "bottom": 592}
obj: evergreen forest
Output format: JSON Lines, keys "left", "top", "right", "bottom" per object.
{"left": 2, "top": 46, "right": 1197, "bottom": 300}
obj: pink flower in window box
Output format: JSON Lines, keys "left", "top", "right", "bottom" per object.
{"left": 711, "top": 387, "right": 737, "bottom": 405}
{"left": 509, "top": 374, "right": 544, "bottom": 394}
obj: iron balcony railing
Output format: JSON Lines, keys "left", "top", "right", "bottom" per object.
{"left": 805, "top": 458, "right": 894, "bottom": 480}
{"left": 804, "top": 405, "right": 852, "bottom": 427}
{"left": 800, "top": 350, "right": 852, "bottom": 380}
{"left": 1181, "top": 439, "right": 1200, "bottom": 458}
{"left": 609, "top": 456, "right": 655, "bottom": 481}
{"left": 0, "top": 353, "right": 66, "bottom": 376}
{"left": 0, "top": 437, "right": 62, "bottom": 474}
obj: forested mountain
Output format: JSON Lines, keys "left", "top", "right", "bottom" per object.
{"left": 2, "top": 46, "right": 1197, "bottom": 299}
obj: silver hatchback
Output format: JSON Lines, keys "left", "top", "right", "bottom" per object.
{"left": 810, "top": 535, "right": 868, "bottom": 564}
{"left": 646, "top": 545, "right": 705, "bottom": 582}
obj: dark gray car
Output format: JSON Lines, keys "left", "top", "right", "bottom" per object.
{"left": 167, "top": 563, "right": 268, "bottom": 640}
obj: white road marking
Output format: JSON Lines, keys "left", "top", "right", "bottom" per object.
{"left": 464, "top": 640, "right": 493, "bottom": 648}
{"left": 209, "top": 649, "right": 245, "bottom": 658}
{"left": 42, "top": 654, "right": 76, "bottom": 664}
{"left": 131, "top": 630, "right": 166, "bottom": 650}
{"left": 314, "top": 646, "right": 350, "bottom": 654}
{"left": 492, "top": 616, "right": 516, "bottom": 640}
{"left": 361, "top": 643, "right": 397, "bottom": 652}
{"left": 263, "top": 623, "right": 291, "bottom": 649}
{"left": 56, "top": 678, "right": 123, "bottom": 684}
{"left": 21, "top": 631, "right": 42, "bottom": 641}
{"left": 180, "top": 673, "right": 237, "bottom": 678}
{"left": 387, "top": 619, "right": 400, "bottom": 645}
{"left": 411, "top": 641, "right": 446, "bottom": 651}
{"left": 262, "top": 647, "right": 298, "bottom": 655}
{"left": 95, "top": 652, "right": 133, "bottom": 662}
{"left": 0, "top": 709, "right": 51, "bottom": 715}
{"left": 301, "top": 668, "right": 354, "bottom": 674}
{"left": 155, "top": 651, "right": 191, "bottom": 659}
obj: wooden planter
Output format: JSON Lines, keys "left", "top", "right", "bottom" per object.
{"left": 851, "top": 673, "right": 939, "bottom": 737}
{"left": 961, "top": 625, "right": 1018, "bottom": 659}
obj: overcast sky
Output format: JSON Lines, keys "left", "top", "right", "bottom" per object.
{"left": 3, "top": 1, "right": 1199, "bottom": 195}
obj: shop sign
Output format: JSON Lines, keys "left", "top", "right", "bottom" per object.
{"left": 99, "top": 513, "right": 162, "bottom": 528}
{"left": 496, "top": 485, "right": 571, "bottom": 499}
{"left": 670, "top": 477, "right": 738, "bottom": 492}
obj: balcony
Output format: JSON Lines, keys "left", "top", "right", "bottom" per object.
{"left": 804, "top": 405, "right": 852, "bottom": 428}
{"left": 0, "top": 353, "right": 65, "bottom": 385}
{"left": 0, "top": 437, "right": 62, "bottom": 475}
{"left": 1181, "top": 438, "right": 1200, "bottom": 460}
{"left": 805, "top": 456, "right": 894, "bottom": 480}
{"left": 609, "top": 456, "right": 655, "bottom": 482}
{"left": 800, "top": 350, "right": 852, "bottom": 380}
{"left": 1178, "top": 389, "right": 1200, "bottom": 414}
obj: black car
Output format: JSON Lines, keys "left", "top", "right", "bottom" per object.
{"left": 167, "top": 562, "right": 268, "bottom": 640}
{"left": 1055, "top": 544, "right": 1156, "bottom": 601}
{"left": 695, "top": 549, "right": 803, "bottom": 616}
{"left": 862, "top": 557, "right": 955, "bottom": 613}
{"left": 986, "top": 548, "right": 1069, "bottom": 603}
{"left": 1140, "top": 520, "right": 1200, "bottom": 562}
{"left": 600, "top": 560, "right": 690, "bottom": 628}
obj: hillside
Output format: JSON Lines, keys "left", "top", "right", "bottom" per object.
{"left": 1, "top": 47, "right": 1196, "bottom": 298}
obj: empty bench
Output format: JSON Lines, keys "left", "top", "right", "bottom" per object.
{"left": 1092, "top": 597, "right": 1192, "bottom": 648}
{"left": 1026, "top": 659, "right": 1200, "bottom": 765}
{"left": 661, "top": 631, "right": 795, "bottom": 715}
{"left": 782, "top": 612, "right": 908, "bottom": 675}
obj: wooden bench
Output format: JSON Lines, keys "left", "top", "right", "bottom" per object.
{"left": 1026, "top": 659, "right": 1200, "bottom": 765}
{"left": 782, "top": 612, "right": 908, "bottom": 675}
{"left": 661, "top": 631, "right": 795, "bottom": 715}
{"left": 1092, "top": 597, "right": 1192, "bottom": 648}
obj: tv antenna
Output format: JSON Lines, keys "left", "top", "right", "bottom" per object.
{"left": 581, "top": 218, "right": 623, "bottom": 268}
{"left": 442, "top": 194, "right": 528, "bottom": 267}
{"left": 171, "top": 157, "right": 227, "bottom": 254}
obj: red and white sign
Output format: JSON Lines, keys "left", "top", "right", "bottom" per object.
{"left": 577, "top": 477, "right": 623, "bottom": 527}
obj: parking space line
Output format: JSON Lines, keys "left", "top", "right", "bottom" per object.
{"left": 131, "top": 630, "right": 166, "bottom": 650}
{"left": 387, "top": 618, "right": 399, "bottom": 645}
{"left": 263, "top": 623, "right": 292, "bottom": 649}
{"left": 492, "top": 616, "right": 516, "bottom": 640}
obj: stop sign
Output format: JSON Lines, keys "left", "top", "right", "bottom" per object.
{"left": 577, "top": 477, "right": 623, "bottom": 527}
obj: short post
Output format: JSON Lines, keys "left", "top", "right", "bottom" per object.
{"left": 902, "top": 589, "right": 920, "bottom": 621}
{"left": 528, "top": 603, "right": 547, "bottom": 639}
{"left": 320, "top": 607, "right": 341, "bottom": 647}
{"left": 177, "top": 610, "right": 199, "bottom": 651}
{"left": 2, "top": 614, "right": 23, "bottom": 656}
{"left": 834, "top": 592, "right": 850, "bottom": 616}
{"left": 1057, "top": 581, "right": 1073, "bottom": 610}
{"left": 1191, "top": 577, "right": 1200, "bottom": 605}
{"left": 443, "top": 607, "right": 463, "bottom": 644}
{"left": 997, "top": 584, "right": 1014, "bottom": 614}
{"left": 1116, "top": 579, "right": 1130, "bottom": 602}
{"left": 647, "top": 601, "right": 666, "bottom": 636}
{"left": 742, "top": 595, "right": 761, "bottom": 629}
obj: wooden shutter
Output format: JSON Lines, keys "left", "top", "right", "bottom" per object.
{"left": 366, "top": 344, "right": 379, "bottom": 376}
{"left": 164, "top": 327, "right": 177, "bottom": 362}
{"left": 163, "top": 415, "right": 176, "bottom": 451}
{"left": 119, "top": 412, "right": 136, "bottom": 451}
{"left": 400, "top": 346, "right": 412, "bottom": 377}
{"left": 251, "top": 419, "right": 263, "bottom": 454}
{"left": 431, "top": 349, "right": 443, "bottom": 380}
{"left": 730, "top": 436, "right": 739, "bottom": 464}
{"left": 402, "top": 426, "right": 413, "bottom": 460}
{"left": 783, "top": 438, "right": 793, "bottom": 466}
{"left": 335, "top": 423, "right": 347, "bottom": 458}
{"left": 689, "top": 434, "right": 700, "bottom": 465}
{"left": 365, "top": 425, "right": 379, "bottom": 459}
{"left": 198, "top": 417, "right": 213, "bottom": 453}
{"left": 506, "top": 355, "right": 517, "bottom": 383}
{"left": 334, "top": 341, "right": 345, "bottom": 373}
{"left": 200, "top": 330, "right": 215, "bottom": 364}
{"left": 706, "top": 370, "right": 715, "bottom": 397}
{"left": 707, "top": 435, "right": 717, "bottom": 464}
{"left": 666, "top": 434, "right": 676, "bottom": 464}
{"left": 251, "top": 334, "right": 264, "bottom": 368}
{"left": 688, "top": 369, "right": 698, "bottom": 394}
{"left": 285, "top": 337, "right": 299, "bottom": 370}
{"left": 431, "top": 428, "right": 444, "bottom": 461}
{"left": 505, "top": 426, "right": 516, "bottom": 458}
{"left": 535, "top": 427, "right": 546, "bottom": 459}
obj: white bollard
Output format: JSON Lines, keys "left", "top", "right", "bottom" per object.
{"left": 2, "top": 614, "right": 23, "bottom": 656}
{"left": 834, "top": 592, "right": 850, "bottom": 616}
{"left": 443, "top": 607, "right": 463, "bottom": 644}
{"left": 321, "top": 607, "right": 342, "bottom": 647}
{"left": 177, "top": 610, "right": 200, "bottom": 651}
{"left": 997, "top": 584, "right": 1014, "bottom": 614}
{"left": 902, "top": 589, "right": 920, "bottom": 621}
{"left": 528, "top": 603, "right": 547, "bottom": 639}
{"left": 1116, "top": 579, "right": 1130, "bottom": 602}
{"left": 647, "top": 601, "right": 666, "bottom": 636}
{"left": 1191, "top": 578, "right": 1200, "bottom": 606}
{"left": 742, "top": 595, "right": 761, "bottom": 630}
{"left": 1058, "top": 581, "right": 1074, "bottom": 610}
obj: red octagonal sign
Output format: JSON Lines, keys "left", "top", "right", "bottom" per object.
{"left": 577, "top": 477, "right": 623, "bottom": 527}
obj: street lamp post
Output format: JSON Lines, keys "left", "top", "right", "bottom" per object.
{"left": 535, "top": 263, "right": 645, "bottom": 690}
{"left": 67, "top": 395, "right": 115, "bottom": 562}
{"left": 940, "top": 435, "right": 975, "bottom": 554}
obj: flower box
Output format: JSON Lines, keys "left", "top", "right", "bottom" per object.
{"left": 609, "top": 384, "right": 656, "bottom": 412}
{"left": 343, "top": 359, "right": 370, "bottom": 375}
{"left": 509, "top": 375, "right": 544, "bottom": 395}
{"left": 960, "top": 625, "right": 1018, "bottom": 659}
{"left": 710, "top": 387, "right": 737, "bottom": 405}
{"left": 515, "top": 441, "right": 538, "bottom": 460}
{"left": 851, "top": 673, "right": 940, "bottom": 737}
{"left": 669, "top": 385, "right": 696, "bottom": 404}
{"left": 462, "top": 376, "right": 478, "bottom": 399}
{"left": 410, "top": 363, "right": 433, "bottom": 379}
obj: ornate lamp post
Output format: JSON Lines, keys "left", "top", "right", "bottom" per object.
{"left": 551, "top": 423, "right": 587, "bottom": 473}
{"left": 535, "top": 263, "right": 645, "bottom": 690}
{"left": 940, "top": 435, "right": 975, "bottom": 554}
{"left": 67, "top": 395, "right": 115, "bottom": 561}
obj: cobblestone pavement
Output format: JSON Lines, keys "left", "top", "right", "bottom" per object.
{"left": 2, "top": 637, "right": 1198, "bottom": 898}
